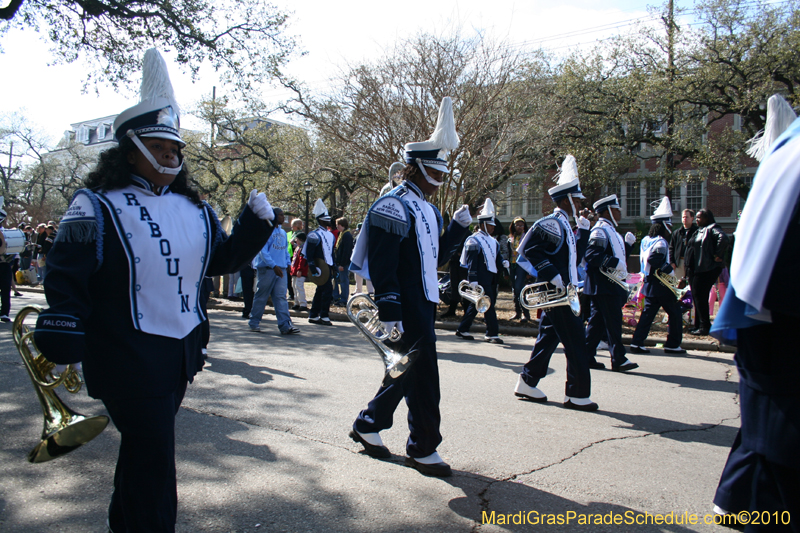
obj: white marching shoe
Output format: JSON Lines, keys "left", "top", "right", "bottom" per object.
{"left": 514, "top": 375, "right": 547, "bottom": 403}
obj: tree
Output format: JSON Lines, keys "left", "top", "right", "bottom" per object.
{"left": 0, "top": 113, "right": 95, "bottom": 224}
{"left": 282, "top": 31, "right": 561, "bottom": 217}
{"left": 184, "top": 97, "right": 315, "bottom": 220}
{"left": 0, "top": 0, "right": 297, "bottom": 96}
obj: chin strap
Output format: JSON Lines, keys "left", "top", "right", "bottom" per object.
{"left": 127, "top": 131, "right": 183, "bottom": 176}
{"left": 608, "top": 209, "right": 618, "bottom": 228}
{"left": 568, "top": 196, "right": 578, "bottom": 221}
{"left": 416, "top": 160, "right": 443, "bottom": 187}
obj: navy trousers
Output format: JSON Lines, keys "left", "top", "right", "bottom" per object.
{"left": 584, "top": 292, "right": 627, "bottom": 368}
{"left": 714, "top": 430, "right": 757, "bottom": 514}
{"left": 631, "top": 293, "right": 684, "bottom": 348}
{"left": 354, "top": 341, "right": 442, "bottom": 458}
{"left": 520, "top": 305, "right": 591, "bottom": 398}
{"left": 309, "top": 274, "right": 333, "bottom": 318}
{"left": 240, "top": 266, "right": 256, "bottom": 317}
{"left": 0, "top": 262, "right": 11, "bottom": 318}
{"left": 457, "top": 284, "right": 499, "bottom": 337}
{"left": 103, "top": 377, "right": 188, "bottom": 533}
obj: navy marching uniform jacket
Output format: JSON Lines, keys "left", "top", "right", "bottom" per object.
{"left": 523, "top": 209, "right": 589, "bottom": 287}
{"left": 583, "top": 219, "right": 628, "bottom": 297}
{"left": 34, "top": 180, "right": 272, "bottom": 400}
{"left": 639, "top": 235, "right": 676, "bottom": 300}
{"left": 462, "top": 231, "right": 504, "bottom": 291}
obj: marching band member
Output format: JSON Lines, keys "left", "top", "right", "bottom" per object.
{"left": 583, "top": 195, "right": 639, "bottom": 371}
{"left": 455, "top": 199, "right": 508, "bottom": 343}
{"left": 513, "top": 155, "right": 598, "bottom": 411}
{"left": 303, "top": 198, "right": 336, "bottom": 325}
{"left": 32, "top": 49, "right": 274, "bottom": 532}
{"left": 349, "top": 97, "right": 471, "bottom": 477}
{"left": 630, "top": 197, "right": 686, "bottom": 354}
{"left": 710, "top": 94, "right": 798, "bottom": 523}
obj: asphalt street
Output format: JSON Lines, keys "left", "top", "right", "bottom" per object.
{"left": 0, "top": 290, "right": 741, "bottom": 532}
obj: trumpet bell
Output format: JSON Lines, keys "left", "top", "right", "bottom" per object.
{"left": 14, "top": 306, "right": 109, "bottom": 463}
{"left": 457, "top": 280, "right": 491, "bottom": 313}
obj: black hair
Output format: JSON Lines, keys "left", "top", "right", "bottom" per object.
{"left": 293, "top": 231, "right": 307, "bottom": 241}
{"left": 697, "top": 208, "right": 715, "bottom": 224}
{"left": 84, "top": 136, "right": 202, "bottom": 206}
{"left": 648, "top": 222, "right": 671, "bottom": 239}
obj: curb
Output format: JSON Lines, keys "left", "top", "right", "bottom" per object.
{"left": 19, "top": 286, "right": 732, "bottom": 354}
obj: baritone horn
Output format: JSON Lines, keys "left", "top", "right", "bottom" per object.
{"left": 520, "top": 281, "right": 582, "bottom": 316}
{"left": 457, "top": 280, "right": 491, "bottom": 313}
{"left": 346, "top": 293, "right": 420, "bottom": 387}
{"left": 654, "top": 270, "right": 689, "bottom": 298}
{"left": 600, "top": 266, "right": 640, "bottom": 301}
{"left": 13, "top": 305, "right": 109, "bottom": 463}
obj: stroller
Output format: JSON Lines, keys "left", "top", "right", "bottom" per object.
{"left": 622, "top": 273, "right": 645, "bottom": 326}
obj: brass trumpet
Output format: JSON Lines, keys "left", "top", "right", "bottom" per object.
{"left": 654, "top": 270, "right": 689, "bottom": 299}
{"left": 520, "top": 282, "right": 582, "bottom": 316}
{"left": 346, "top": 293, "right": 420, "bottom": 387}
{"left": 457, "top": 280, "right": 491, "bottom": 313}
{"left": 600, "top": 266, "right": 640, "bottom": 301}
{"left": 13, "top": 306, "right": 109, "bottom": 463}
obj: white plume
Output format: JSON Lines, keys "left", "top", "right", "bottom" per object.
{"left": 139, "top": 49, "right": 180, "bottom": 112}
{"left": 554, "top": 155, "right": 579, "bottom": 185}
{"left": 427, "top": 97, "right": 459, "bottom": 153}
{"left": 746, "top": 94, "right": 796, "bottom": 162}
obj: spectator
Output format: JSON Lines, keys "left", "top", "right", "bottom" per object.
{"left": 352, "top": 223, "right": 373, "bottom": 294}
{"left": 669, "top": 208, "right": 698, "bottom": 280}
{"left": 290, "top": 232, "right": 309, "bottom": 312}
{"left": 286, "top": 218, "right": 303, "bottom": 303}
{"left": 508, "top": 217, "right": 531, "bottom": 323}
{"left": 332, "top": 217, "right": 354, "bottom": 306}
{"left": 685, "top": 208, "right": 729, "bottom": 335}
{"left": 248, "top": 208, "right": 298, "bottom": 335}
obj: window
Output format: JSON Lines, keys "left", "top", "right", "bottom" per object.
{"left": 645, "top": 180, "right": 662, "bottom": 216}
{"left": 607, "top": 182, "right": 621, "bottom": 199}
{"left": 737, "top": 175, "right": 754, "bottom": 215}
{"left": 686, "top": 181, "right": 703, "bottom": 212}
{"left": 523, "top": 179, "right": 542, "bottom": 216}
{"left": 508, "top": 182, "right": 523, "bottom": 217}
{"left": 626, "top": 180, "right": 641, "bottom": 217}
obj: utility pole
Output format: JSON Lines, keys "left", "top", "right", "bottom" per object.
{"left": 210, "top": 86, "right": 216, "bottom": 146}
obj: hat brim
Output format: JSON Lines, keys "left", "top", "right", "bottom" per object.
{"left": 422, "top": 162, "right": 450, "bottom": 173}
{"left": 140, "top": 131, "right": 186, "bottom": 147}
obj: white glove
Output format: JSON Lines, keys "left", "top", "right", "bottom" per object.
{"left": 549, "top": 274, "right": 564, "bottom": 290}
{"left": 469, "top": 281, "right": 479, "bottom": 289}
{"left": 576, "top": 216, "right": 590, "bottom": 230}
{"left": 625, "top": 232, "right": 636, "bottom": 246}
{"left": 248, "top": 189, "right": 275, "bottom": 222}
{"left": 502, "top": 260, "right": 510, "bottom": 269}
{"left": 453, "top": 204, "right": 472, "bottom": 227}
{"left": 383, "top": 321, "right": 404, "bottom": 334}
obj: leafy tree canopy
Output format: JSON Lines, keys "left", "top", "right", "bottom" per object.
{"left": 0, "top": 0, "right": 297, "bottom": 96}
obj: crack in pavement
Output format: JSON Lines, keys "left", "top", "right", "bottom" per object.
{"left": 470, "top": 415, "right": 741, "bottom": 532}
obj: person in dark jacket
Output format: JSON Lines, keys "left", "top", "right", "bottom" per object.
{"left": 630, "top": 203, "right": 686, "bottom": 355}
{"left": 669, "top": 208, "right": 697, "bottom": 280}
{"left": 513, "top": 155, "right": 597, "bottom": 411}
{"left": 32, "top": 49, "right": 275, "bottom": 533}
{"left": 710, "top": 97, "right": 800, "bottom": 530}
{"left": 685, "top": 208, "right": 729, "bottom": 335}
{"left": 349, "top": 97, "right": 471, "bottom": 477}
{"left": 303, "top": 199, "right": 336, "bottom": 325}
{"left": 333, "top": 217, "right": 354, "bottom": 306}
{"left": 583, "top": 194, "right": 639, "bottom": 372}
{"left": 455, "top": 199, "right": 508, "bottom": 343}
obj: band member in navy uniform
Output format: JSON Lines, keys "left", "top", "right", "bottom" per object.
{"left": 32, "top": 50, "right": 275, "bottom": 533}
{"left": 456, "top": 199, "right": 508, "bottom": 344}
{"left": 303, "top": 198, "right": 336, "bottom": 325}
{"left": 629, "top": 197, "right": 686, "bottom": 355}
{"left": 349, "top": 97, "right": 471, "bottom": 477}
{"left": 710, "top": 94, "right": 799, "bottom": 526}
{"left": 583, "top": 194, "right": 639, "bottom": 371}
{"left": 513, "top": 155, "right": 599, "bottom": 411}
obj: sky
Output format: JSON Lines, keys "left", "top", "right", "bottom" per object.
{"left": 0, "top": 0, "right": 663, "bottom": 148}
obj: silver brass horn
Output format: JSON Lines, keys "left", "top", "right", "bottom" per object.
{"left": 457, "top": 280, "right": 491, "bottom": 313}
{"left": 346, "top": 293, "right": 420, "bottom": 387}
{"left": 520, "top": 282, "right": 582, "bottom": 316}
{"left": 600, "top": 267, "right": 640, "bottom": 301}
{"left": 654, "top": 270, "right": 689, "bottom": 299}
